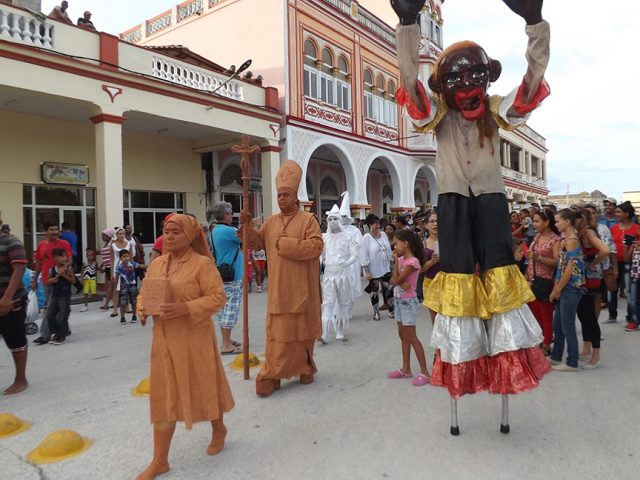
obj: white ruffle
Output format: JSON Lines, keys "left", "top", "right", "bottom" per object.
{"left": 430, "top": 314, "right": 489, "bottom": 365}
{"left": 487, "top": 305, "right": 543, "bottom": 356}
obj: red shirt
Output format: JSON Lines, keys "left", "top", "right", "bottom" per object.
{"left": 610, "top": 223, "right": 640, "bottom": 262}
{"left": 152, "top": 236, "right": 163, "bottom": 254}
{"left": 34, "top": 239, "right": 72, "bottom": 282}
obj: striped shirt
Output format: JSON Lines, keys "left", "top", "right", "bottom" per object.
{"left": 0, "top": 233, "right": 28, "bottom": 301}
{"left": 99, "top": 244, "right": 112, "bottom": 269}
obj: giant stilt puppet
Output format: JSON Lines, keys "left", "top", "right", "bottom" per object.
{"left": 320, "top": 205, "right": 359, "bottom": 343}
{"left": 391, "top": 0, "right": 551, "bottom": 434}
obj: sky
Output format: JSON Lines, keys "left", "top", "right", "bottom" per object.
{"left": 41, "top": 0, "right": 639, "bottom": 201}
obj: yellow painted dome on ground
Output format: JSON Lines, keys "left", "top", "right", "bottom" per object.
{"left": 27, "top": 429, "right": 92, "bottom": 464}
{"left": 132, "top": 377, "right": 151, "bottom": 397}
{"left": 0, "top": 413, "right": 30, "bottom": 439}
{"left": 230, "top": 352, "right": 261, "bottom": 370}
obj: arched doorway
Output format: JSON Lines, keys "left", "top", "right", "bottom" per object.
{"left": 305, "top": 144, "right": 354, "bottom": 219}
{"left": 365, "top": 155, "right": 402, "bottom": 219}
{"left": 414, "top": 165, "right": 437, "bottom": 209}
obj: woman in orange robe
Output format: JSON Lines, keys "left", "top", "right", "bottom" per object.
{"left": 136, "top": 214, "right": 234, "bottom": 480}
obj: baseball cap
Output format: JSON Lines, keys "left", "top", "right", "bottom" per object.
{"left": 603, "top": 197, "right": 617, "bottom": 205}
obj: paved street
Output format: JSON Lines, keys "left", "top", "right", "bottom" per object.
{"left": 1, "top": 285, "right": 639, "bottom": 480}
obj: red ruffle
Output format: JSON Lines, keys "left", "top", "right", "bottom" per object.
{"left": 487, "top": 347, "right": 551, "bottom": 395}
{"left": 513, "top": 78, "right": 550, "bottom": 116}
{"left": 430, "top": 351, "right": 489, "bottom": 399}
{"left": 395, "top": 82, "right": 431, "bottom": 120}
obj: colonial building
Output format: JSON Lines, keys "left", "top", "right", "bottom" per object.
{"left": 0, "top": 2, "right": 281, "bottom": 259}
{"left": 122, "top": 0, "right": 549, "bottom": 219}
{"left": 546, "top": 190, "right": 609, "bottom": 210}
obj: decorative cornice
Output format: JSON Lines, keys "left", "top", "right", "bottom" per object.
{"left": 89, "top": 113, "right": 126, "bottom": 125}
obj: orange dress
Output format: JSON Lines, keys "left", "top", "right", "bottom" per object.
{"left": 138, "top": 249, "right": 235, "bottom": 429}
{"left": 246, "top": 210, "right": 323, "bottom": 380}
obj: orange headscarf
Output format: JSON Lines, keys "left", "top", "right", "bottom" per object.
{"left": 163, "top": 214, "right": 213, "bottom": 260}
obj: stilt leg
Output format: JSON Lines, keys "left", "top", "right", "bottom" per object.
{"left": 450, "top": 398, "right": 460, "bottom": 436}
{"left": 500, "top": 394, "right": 510, "bottom": 434}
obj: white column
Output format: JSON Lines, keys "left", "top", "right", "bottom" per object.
{"left": 260, "top": 144, "right": 281, "bottom": 218}
{"left": 92, "top": 114, "right": 125, "bottom": 230}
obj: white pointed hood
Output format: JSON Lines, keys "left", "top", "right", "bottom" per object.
{"left": 339, "top": 191, "right": 353, "bottom": 224}
{"left": 325, "top": 204, "right": 341, "bottom": 217}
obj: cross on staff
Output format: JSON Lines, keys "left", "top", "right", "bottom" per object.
{"left": 231, "top": 134, "right": 260, "bottom": 380}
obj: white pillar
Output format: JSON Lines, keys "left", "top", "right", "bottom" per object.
{"left": 92, "top": 114, "right": 125, "bottom": 230}
{"left": 260, "top": 144, "right": 281, "bottom": 218}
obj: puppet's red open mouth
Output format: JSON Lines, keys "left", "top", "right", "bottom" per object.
{"left": 455, "top": 87, "right": 486, "bottom": 120}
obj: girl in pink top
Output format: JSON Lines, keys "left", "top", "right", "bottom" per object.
{"left": 388, "top": 229, "right": 430, "bottom": 386}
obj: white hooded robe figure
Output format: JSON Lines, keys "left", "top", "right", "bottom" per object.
{"left": 339, "top": 191, "right": 363, "bottom": 312}
{"left": 320, "top": 205, "right": 359, "bottom": 343}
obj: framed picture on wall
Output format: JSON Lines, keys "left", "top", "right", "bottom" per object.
{"left": 41, "top": 163, "right": 89, "bottom": 185}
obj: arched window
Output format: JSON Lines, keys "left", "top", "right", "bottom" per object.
{"left": 335, "top": 55, "right": 351, "bottom": 111}
{"left": 387, "top": 80, "right": 396, "bottom": 98}
{"left": 375, "top": 75, "right": 385, "bottom": 95}
{"left": 363, "top": 68, "right": 374, "bottom": 119}
{"left": 320, "top": 176, "right": 338, "bottom": 196}
{"left": 304, "top": 39, "right": 317, "bottom": 66}
{"left": 337, "top": 56, "right": 349, "bottom": 77}
{"left": 303, "top": 38, "right": 319, "bottom": 99}
{"left": 220, "top": 163, "right": 242, "bottom": 187}
{"left": 363, "top": 69, "right": 373, "bottom": 89}
{"left": 321, "top": 48, "right": 333, "bottom": 72}
{"left": 382, "top": 185, "right": 393, "bottom": 201}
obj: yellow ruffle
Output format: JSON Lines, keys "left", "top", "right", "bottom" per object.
{"left": 483, "top": 264, "right": 535, "bottom": 314}
{"left": 424, "top": 272, "right": 491, "bottom": 319}
{"left": 421, "top": 278, "right": 433, "bottom": 308}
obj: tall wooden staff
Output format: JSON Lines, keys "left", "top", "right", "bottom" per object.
{"left": 231, "top": 135, "right": 260, "bottom": 380}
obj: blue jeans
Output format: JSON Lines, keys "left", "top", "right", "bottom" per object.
{"left": 608, "top": 262, "right": 630, "bottom": 320}
{"left": 630, "top": 279, "right": 639, "bottom": 324}
{"left": 551, "top": 286, "right": 583, "bottom": 368}
{"left": 46, "top": 295, "right": 71, "bottom": 337}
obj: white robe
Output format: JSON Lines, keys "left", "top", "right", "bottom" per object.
{"left": 320, "top": 231, "right": 358, "bottom": 340}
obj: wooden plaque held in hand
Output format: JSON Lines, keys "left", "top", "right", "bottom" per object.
{"left": 142, "top": 278, "right": 171, "bottom": 315}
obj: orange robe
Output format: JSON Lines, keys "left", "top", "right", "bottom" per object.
{"left": 138, "top": 249, "right": 235, "bottom": 429}
{"left": 246, "top": 210, "right": 323, "bottom": 379}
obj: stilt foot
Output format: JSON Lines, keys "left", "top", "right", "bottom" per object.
{"left": 450, "top": 426, "right": 460, "bottom": 436}
{"left": 500, "top": 424, "right": 510, "bottom": 434}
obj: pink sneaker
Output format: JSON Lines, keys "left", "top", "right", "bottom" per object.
{"left": 412, "top": 374, "right": 430, "bottom": 387}
{"left": 387, "top": 370, "right": 412, "bottom": 379}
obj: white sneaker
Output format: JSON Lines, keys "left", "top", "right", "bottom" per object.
{"left": 80, "top": 306, "right": 88, "bottom": 312}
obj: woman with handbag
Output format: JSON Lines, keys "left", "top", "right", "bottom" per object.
{"left": 575, "top": 207, "right": 610, "bottom": 368}
{"left": 361, "top": 215, "right": 394, "bottom": 321}
{"left": 526, "top": 209, "right": 560, "bottom": 355}
{"left": 210, "top": 202, "right": 243, "bottom": 355}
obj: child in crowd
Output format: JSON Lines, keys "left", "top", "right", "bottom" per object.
{"left": 115, "top": 249, "right": 145, "bottom": 324}
{"left": 246, "top": 247, "right": 254, "bottom": 292}
{"left": 387, "top": 229, "right": 430, "bottom": 387}
{"left": 252, "top": 248, "right": 266, "bottom": 293}
{"left": 80, "top": 248, "right": 101, "bottom": 312}
{"left": 45, "top": 248, "right": 75, "bottom": 345}
{"left": 512, "top": 237, "right": 525, "bottom": 263}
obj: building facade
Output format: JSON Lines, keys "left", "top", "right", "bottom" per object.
{"left": 0, "top": 2, "right": 281, "bottom": 259}
{"left": 122, "top": 0, "right": 549, "bottom": 219}
{"left": 546, "top": 190, "right": 609, "bottom": 210}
